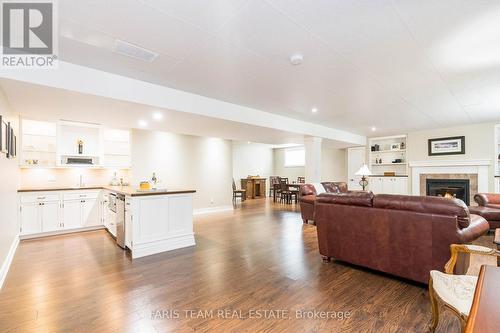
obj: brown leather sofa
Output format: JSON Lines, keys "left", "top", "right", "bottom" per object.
{"left": 299, "top": 182, "right": 347, "bottom": 224}
{"left": 315, "top": 192, "right": 490, "bottom": 284}
{"left": 468, "top": 193, "right": 500, "bottom": 229}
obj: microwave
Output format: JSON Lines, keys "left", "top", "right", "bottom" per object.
{"left": 61, "top": 155, "right": 99, "bottom": 165}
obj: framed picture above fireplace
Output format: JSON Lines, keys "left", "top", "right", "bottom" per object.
{"left": 428, "top": 136, "right": 465, "bottom": 156}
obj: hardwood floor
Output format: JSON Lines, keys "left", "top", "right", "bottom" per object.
{"left": 0, "top": 198, "right": 493, "bottom": 332}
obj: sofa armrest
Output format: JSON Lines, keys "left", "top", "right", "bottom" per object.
{"left": 300, "top": 184, "right": 317, "bottom": 196}
{"left": 457, "top": 214, "right": 490, "bottom": 243}
{"left": 475, "top": 193, "right": 500, "bottom": 207}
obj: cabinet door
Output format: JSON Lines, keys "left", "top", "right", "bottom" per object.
{"left": 369, "top": 177, "right": 383, "bottom": 194}
{"left": 20, "top": 203, "right": 41, "bottom": 235}
{"left": 125, "top": 199, "right": 132, "bottom": 248}
{"left": 82, "top": 199, "right": 101, "bottom": 227}
{"left": 381, "top": 178, "right": 395, "bottom": 194}
{"left": 63, "top": 200, "right": 82, "bottom": 229}
{"left": 41, "top": 201, "right": 61, "bottom": 232}
{"left": 393, "top": 178, "right": 408, "bottom": 195}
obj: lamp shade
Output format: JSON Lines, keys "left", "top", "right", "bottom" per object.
{"left": 355, "top": 164, "right": 372, "bottom": 176}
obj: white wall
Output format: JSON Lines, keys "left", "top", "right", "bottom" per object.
{"left": 232, "top": 141, "right": 273, "bottom": 189}
{"left": 131, "top": 129, "right": 233, "bottom": 210}
{"left": 272, "top": 146, "right": 347, "bottom": 183}
{"left": 0, "top": 88, "right": 20, "bottom": 287}
{"left": 321, "top": 147, "right": 347, "bottom": 182}
{"left": 273, "top": 147, "right": 304, "bottom": 182}
{"left": 406, "top": 122, "right": 497, "bottom": 191}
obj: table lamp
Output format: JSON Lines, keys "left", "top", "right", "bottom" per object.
{"left": 355, "top": 164, "right": 372, "bottom": 191}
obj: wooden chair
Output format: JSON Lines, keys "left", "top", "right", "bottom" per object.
{"left": 269, "top": 176, "right": 278, "bottom": 197}
{"left": 297, "top": 176, "right": 305, "bottom": 184}
{"left": 232, "top": 179, "right": 246, "bottom": 202}
{"left": 428, "top": 244, "right": 500, "bottom": 333}
{"left": 279, "top": 178, "right": 292, "bottom": 203}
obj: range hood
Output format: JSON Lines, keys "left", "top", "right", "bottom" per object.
{"left": 61, "top": 155, "right": 99, "bottom": 165}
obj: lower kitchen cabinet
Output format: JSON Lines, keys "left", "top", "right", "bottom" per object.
{"left": 20, "top": 201, "right": 61, "bottom": 235}
{"left": 20, "top": 203, "right": 41, "bottom": 235}
{"left": 19, "top": 190, "right": 103, "bottom": 237}
{"left": 63, "top": 200, "right": 83, "bottom": 229}
{"left": 369, "top": 177, "right": 408, "bottom": 195}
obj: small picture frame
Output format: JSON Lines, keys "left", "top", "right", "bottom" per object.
{"left": 428, "top": 136, "right": 465, "bottom": 156}
{"left": 0, "top": 118, "right": 7, "bottom": 154}
{"left": 390, "top": 143, "right": 400, "bottom": 151}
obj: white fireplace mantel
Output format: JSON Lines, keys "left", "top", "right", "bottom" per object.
{"left": 409, "top": 159, "right": 491, "bottom": 195}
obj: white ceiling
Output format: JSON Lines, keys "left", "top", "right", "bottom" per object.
{"left": 0, "top": 78, "right": 351, "bottom": 148}
{"left": 43, "top": 0, "right": 500, "bottom": 135}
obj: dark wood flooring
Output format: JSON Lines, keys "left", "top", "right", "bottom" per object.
{"left": 0, "top": 198, "right": 494, "bottom": 332}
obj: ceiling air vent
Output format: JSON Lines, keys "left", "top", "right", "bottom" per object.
{"left": 113, "top": 40, "right": 158, "bottom": 62}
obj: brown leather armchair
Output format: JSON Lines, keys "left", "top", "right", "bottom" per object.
{"left": 299, "top": 182, "right": 347, "bottom": 224}
{"left": 468, "top": 193, "right": 500, "bottom": 229}
{"left": 315, "top": 192, "right": 490, "bottom": 284}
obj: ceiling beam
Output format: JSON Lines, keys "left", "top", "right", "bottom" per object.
{"left": 0, "top": 61, "right": 366, "bottom": 145}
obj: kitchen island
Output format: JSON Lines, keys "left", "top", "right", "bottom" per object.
{"left": 113, "top": 186, "right": 197, "bottom": 259}
{"left": 18, "top": 186, "right": 196, "bottom": 259}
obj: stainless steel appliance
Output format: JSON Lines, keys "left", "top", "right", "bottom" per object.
{"left": 61, "top": 155, "right": 99, "bottom": 165}
{"left": 108, "top": 193, "right": 117, "bottom": 213}
{"left": 115, "top": 194, "right": 126, "bottom": 248}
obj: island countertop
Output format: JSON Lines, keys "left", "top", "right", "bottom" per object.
{"left": 18, "top": 185, "right": 196, "bottom": 196}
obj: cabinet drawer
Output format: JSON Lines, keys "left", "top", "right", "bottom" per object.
{"left": 20, "top": 193, "right": 60, "bottom": 203}
{"left": 63, "top": 191, "right": 100, "bottom": 201}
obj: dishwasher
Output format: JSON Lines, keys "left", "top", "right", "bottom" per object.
{"left": 115, "top": 193, "right": 126, "bottom": 249}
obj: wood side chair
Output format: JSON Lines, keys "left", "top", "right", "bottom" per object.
{"left": 232, "top": 179, "right": 246, "bottom": 202}
{"left": 428, "top": 244, "right": 500, "bottom": 333}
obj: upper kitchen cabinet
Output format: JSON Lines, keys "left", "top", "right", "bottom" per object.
{"left": 102, "top": 128, "right": 131, "bottom": 168}
{"left": 57, "top": 121, "right": 102, "bottom": 166}
{"left": 20, "top": 119, "right": 57, "bottom": 167}
{"left": 19, "top": 118, "right": 131, "bottom": 169}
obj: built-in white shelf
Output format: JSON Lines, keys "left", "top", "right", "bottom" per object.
{"left": 369, "top": 134, "right": 408, "bottom": 179}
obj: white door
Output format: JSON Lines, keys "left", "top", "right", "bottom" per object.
{"left": 82, "top": 199, "right": 101, "bottom": 227}
{"left": 41, "top": 201, "right": 61, "bottom": 232}
{"left": 63, "top": 200, "right": 82, "bottom": 229}
{"left": 20, "top": 203, "right": 41, "bottom": 235}
{"left": 347, "top": 147, "right": 366, "bottom": 190}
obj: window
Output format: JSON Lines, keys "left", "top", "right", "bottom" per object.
{"left": 284, "top": 147, "right": 305, "bottom": 167}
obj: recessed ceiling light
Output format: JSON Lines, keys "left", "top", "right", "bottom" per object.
{"left": 153, "top": 112, "right": 163, "bottom": 120}
{"left": 311, "top": 108, "right": 318, "bottom": 113}
{"left": 371, "top": 126, "right": 377, "bottom": 132}
{"left": 290, "top": 54, "right": 304, "bottom": 65}
{"left": 138, "top": 120, "right": 148, "bottom": 128}
{"left": 247, "top": 141, "right": 251, "bottom": 144}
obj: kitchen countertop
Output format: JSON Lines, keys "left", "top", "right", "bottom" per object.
{"left": 18, "top": 186, "right": 196, "bottom": 196}
{"left": 369, "top": 175, "right": 408, "bottom": 177}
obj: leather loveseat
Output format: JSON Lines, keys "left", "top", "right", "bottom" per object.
{"left": 468, "top": 193, "right": 500, "bottom": 229}
{"left": 299, "top": 182, "right": 347, "bottom": 224}
{"left": 315, "top": 192, "right": 490, "bottom": 284}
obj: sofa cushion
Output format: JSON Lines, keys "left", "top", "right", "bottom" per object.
{"left": 300, "top": 195, "right": 316, "bottom": 204}
{"left": 299, "top": 184, "right": 316, "bottom": 196}
{"left": 373, "top": 194, "right": 470, "bottom": 228}
{"left": 321, "top": 182, "right": 348, "bottom": 193}
{"left": 312, "top": 183, "right": 326, "bottom": 195}
{"left": 317, "top": 191, "right": 374, "bottom": 207}
{"left": 468, "top": 206, "right": 500, "bottom": 221}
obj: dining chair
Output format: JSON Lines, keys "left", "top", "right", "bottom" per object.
{"left": 428, "top": 244, "right": 499, "bottom": 333}
{"left": 279, "top": 178, "right": 292, "bottom": 203}
{"left": 297, "top": 176, "right": 305, "bottom": 184}
{"left": 232, "top": 179, "right": 246, "bottom": 202}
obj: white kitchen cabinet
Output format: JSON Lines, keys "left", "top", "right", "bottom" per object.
{"left": 124, "top": 198, "right": 132, "bottom": 248}
{"left": 82, "top": 198, "right": 101, "bottom": 227}
{"left": 63, "top": 200, "right": 83, "bottom": 229}
{"left": 41, "top": 201, "right": 61, "bottom": 232}
{"left": 369, "top": 177, "right": 408, "bottom": 195}
{"left": 20, "top": 203, "right": 40, "bottom": 235}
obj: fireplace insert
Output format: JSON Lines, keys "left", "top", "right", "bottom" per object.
{"left": 426, "top": 179, "right": 470, "bottom": 205}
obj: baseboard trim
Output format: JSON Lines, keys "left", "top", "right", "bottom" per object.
{"left": 132, "top": 233, "right": 195, "bottom": 259}
{"left": 19, "top": 225, "right": 106, "bottom": 240}
{"left": 193, "top": 205, "right": 233, "bottom": 215}
{"left": 0, "top": 235, "right": 20, "bottom": 290}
